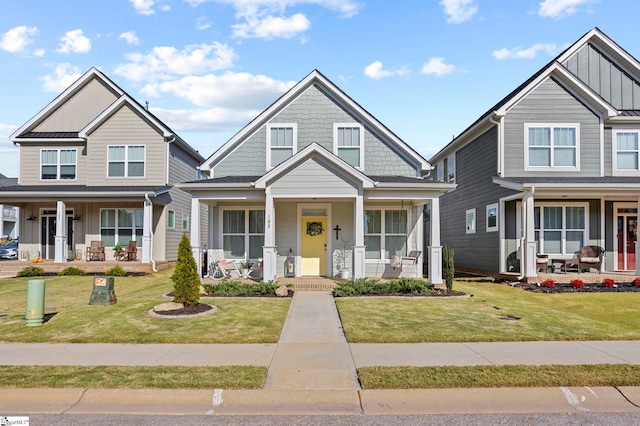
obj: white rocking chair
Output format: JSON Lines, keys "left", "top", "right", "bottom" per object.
{"left": 208, "top": 249, "right": 241, "bottom": 280}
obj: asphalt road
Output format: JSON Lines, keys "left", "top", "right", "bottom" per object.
{"left": 25, "top": 413, "right": 640, "bottom": 425}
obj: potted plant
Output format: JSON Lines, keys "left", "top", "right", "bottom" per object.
{"left": 240, "top": 261, "right": 252, "bottom": 278}
{"left": 334, "top": 238, "right": 352, "bottom": 279}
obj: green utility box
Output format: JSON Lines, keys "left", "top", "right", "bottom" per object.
{"left": 25, "top": 279, "right": 46, "bottom": 326}
{"left": 89, "top": 276, "right": 117, "bottom": 305}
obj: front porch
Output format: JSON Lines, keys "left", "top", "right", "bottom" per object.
{"left": 499, "top": 269, "right": 638, "bottom": 284}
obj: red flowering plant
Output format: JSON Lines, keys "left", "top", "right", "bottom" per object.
{"left": 633, "top": 277, "right": 640, "bottom": 287}
{"left": 540, "top": 279, "right": 555, "bottom": 288}
{"left": 602, "top": 278, "right": 616, "bottom": 288}
{"left": 570, "top": 278, "right": 585, "bottom": 289}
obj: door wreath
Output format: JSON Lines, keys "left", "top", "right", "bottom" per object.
{"left": 306, "top": 221, "right": 324, "bottom": 236}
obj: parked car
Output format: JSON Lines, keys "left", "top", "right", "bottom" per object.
{"left": 0, "top": 239, "right": 18, "bottom": 260}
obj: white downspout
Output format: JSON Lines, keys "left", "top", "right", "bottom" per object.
{"left": 165, "top": 135, "right": 176, "bottom": 186}
{"left": 488, "top": 114, "right": 503, "bottom": 177}
{"left": 145, "top": 193, "right": 157, "bottom": 272}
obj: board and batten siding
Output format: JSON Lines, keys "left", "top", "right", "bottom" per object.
{"left": 86, "top": 105, "right": 167, "bottom": 186}
{"left": 34, "top": 77, "right": 120, "bottom": 133}
{"left": 563, "top": 43, "right": 640, "bottom": 110}
{"left": 269, "top": 157, "right": 358, "bottom": 197}
{"left": 439, "top": 126, "right": 518, "bottom": 272}
{"left": 19, "top": 142, "right": 87, "bottom": 185}
{"left": 503, "top": 77, "right": 601, "bottom": 177}
{"left": 212, "top": 84, "right": 417, "bottom": 178}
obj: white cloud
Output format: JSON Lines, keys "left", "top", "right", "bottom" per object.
{"left": 232, "top": 13, "right": 310, "bottom": 39}
{"left": 441, "top": 0, "right": 478, "bottom": 23}
{"left": 492, "top": 43, "right": 558, "bottom": 60}
{"left": 56, "top": 29, "right": 91, "bottom": 54}
{"left": 39, "top": 63, "right": 84, "bottom": 93}
{"left": 150, "top": 107, "right": 260, "bottom": 132}
{"left": 33, "top": 48, "right": 45, "bottom": 57}
{"left": 114, "top": 42, "right": 235, "bottom": 82}
{"left": 364, "top": 61, "right": 395, "bottom": 80}
{"left": 141, "top": 71, "right": 295, "bottom": 108}
{"left": 0, "top": 123, "right": 17, "bottom": 132}
{"left": 538, "top": 0, "right": 597, "bottom": 19}
{"left": 119, "top": 31, "right": 140, "bottom": 45}
{"left": 0, "top": 26, "right": 38, "bottom": 53}
{"left": 421, "top": 57, "right": 456, "bottom": 76}
{"left": 196, "top": 16, "right": 212, "bottom": 30}
{"left": 130, "top": 0, "right": 155, "bottom": 14}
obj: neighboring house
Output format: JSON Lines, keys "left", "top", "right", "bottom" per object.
{"left": 429, "top": 28, "right": 640, "bottom": 280}
{"left": 0, "top": 173, "right": 19, "bottom": 240}
{"left": 180, "top": 70, "right": 455, "bottom": 283}
{"left": 0, "top": 67, "right": 206, "bottom": 264}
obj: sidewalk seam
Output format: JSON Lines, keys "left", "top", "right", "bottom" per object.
{"left": 461, "top": 342, "right": 495, "bottom": 365}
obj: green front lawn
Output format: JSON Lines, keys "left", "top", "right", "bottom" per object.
{"left": 0, "top": 268, "right": 289, "bottom": 343}
{"left": 336, "top": 279, "right": 640, "bottom": 343}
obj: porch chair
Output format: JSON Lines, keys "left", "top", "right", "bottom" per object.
{"left": 124, "top": 240, "right": 137, "bottom": 261}
{"left": 208, "top": 249, "right": 242, "bottom": 280}
{"left": 391, "top": 251, "right": 421, "bottom": 269}
{"left": 247, "top": 258, "right": 264, "bottom": 279}
{"left": 536, "top": 254, "right": 549, "bottom": 272}
{"left": 86, "top": 240, "right": 105, "bottom": 261}
{"left": 577, "top": 246, "right": 605, "bottom": 273}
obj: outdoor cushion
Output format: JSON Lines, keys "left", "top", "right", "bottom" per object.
{"left": 579, "top": 257, "right": 600, "bottom": 263}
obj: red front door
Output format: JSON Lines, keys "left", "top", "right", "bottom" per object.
{"left": 617, "top": 215, "right": 637, "bottom": 271}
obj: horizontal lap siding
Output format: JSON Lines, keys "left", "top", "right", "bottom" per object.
{"left": 87, "top": 105, "right": 166, "bottom": 186}
{"left": 19, "top": 142, "right": 88, "bottom": 185}
{"left": 270, "top": 158, "right": 357, "bottom": 197}
{"left": 439, "top": 126, "right": 517, "bottom": 272}
{"left": 213, "top": 84, "right": 417, "bottom": 177}
{"left": 504, "top": 78, "right": 600, "bottom": 177}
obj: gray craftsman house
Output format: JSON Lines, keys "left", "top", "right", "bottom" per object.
{"left": 180, "top": 70, "right": 455, "bottom": 283}
{"left": 0, "top": 67, "right": 206, "bottom": 265}
{"left": 429, "top": 28, "right": 640, "bottom": 280}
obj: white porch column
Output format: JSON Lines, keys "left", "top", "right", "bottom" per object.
{"left": 415, "top": 204, "right": 424, "bottom": 279}
{"left": 522, "top": 191, "right": 537, "bottom": 278}
{"left": 263, "top": 188, "right": 277, "bottom": 282}
{"left": 428, "top": 197, "right": 442, "bottom": 286}
{"left": 353, "top": 193, "right": 365, "bottom": 279}
{"left": 54, "top": 200, "right": 67, "bottom": 263}
{"left": 636, "top": 197, "right": 640, "bottom": 276}
{"left": 141, "top": 198, "right": 153, "bottom": 264}
{"left": 190, "top": 197, "right": 202, "bottom": 277}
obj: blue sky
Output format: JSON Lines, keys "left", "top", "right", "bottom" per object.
{"left": 0, "top": 0, "right": 637, "bottom": 177}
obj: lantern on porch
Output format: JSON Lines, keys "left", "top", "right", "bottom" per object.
{"left": 285, "top": 248, "right": 295, "bottom": 278}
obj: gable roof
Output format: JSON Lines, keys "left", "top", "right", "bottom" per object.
{"left": 200, "top": 69, "right": 430, "bottom": 172}
{"left": 430, "top": 27, "right": 631, "bottom": 163}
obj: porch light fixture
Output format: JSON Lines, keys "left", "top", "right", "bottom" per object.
{"left": 26, "top": 214, "right": 37, "bottom": 221}
{"left": 72, "top": 214, "right": 81, "bottom": 221}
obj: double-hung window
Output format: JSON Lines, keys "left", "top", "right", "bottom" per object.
{"left": 525, "top": 124, "right": 579, "bottom": 170}
{"left": 221, "top": 209, "right": 265, "bottom": 259}
{"left": 100, "top": 208, "right": 143, "bottom": 248}
{"left": 364, "top": 209, "right": 407, "bottom": 259}
{"left": 41, "top": 149, "right": 77, "bottom": 180}
{"left": 267, "top": 124, "right": 296, "bottom": 169}
{"left": 614, "top": 130, "right": 640, "bottom": 173}
{"left": 108, "top": 145, "right": 145, "bottom": 177}
{"left": 533, "top": 204, "right": 586, "bottom": 255}
{"left": 334, "top": 123, "right": 364, "bottom": 169}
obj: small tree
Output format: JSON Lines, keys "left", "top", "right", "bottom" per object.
{"left": 443, "top": 245, "right": 454, "bottom": 291}
{"left": 172, "top": 234, "right": 201, "bottom": 307}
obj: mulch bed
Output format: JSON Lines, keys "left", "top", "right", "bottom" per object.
{"left": 513, "top": 282, "right": 640, "bottom": 293}
{"left": 153, "top": 303, "right": 214, "bottom": 316}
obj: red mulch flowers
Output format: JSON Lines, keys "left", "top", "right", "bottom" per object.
{"left": 540, "top": 279, "right": 555, "bottom": 288}
{"left": 570, "top": 278, "right": 585, "bottom": 289}
{"left": 602, "top": 278, "right": 616, "bottom": 288}
{"left": 634, "top": 277, "right": 640, "bottom": 287}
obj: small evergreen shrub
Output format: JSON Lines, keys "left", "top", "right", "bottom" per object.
{"left": 443, "top": 245, "right": 454, "bottom": 291}
{"left": 172, "top": 234, "right": 201, "bottom": 307}
{"left": 104, "top": 265, "right": 127, "bottom": 277}
{"left": 333, "top": 278, "right": 431, "bottom": 297}
{"left": 16, "top": 266, "right": 45, "bottom": 277}
{"left": 602, "top": 278, "right": 616, "bottom": 288}
{"left": 203, "top": 280, "right": 280, "bottom": 296}
{"left": 540, "top": 279, "right": 555, "bottom": 288}
{"left": 58, "top": 266, "right": 87, "bottom": 276}
{"left": 569, "top": 278, "right": 584, "bottom": 289}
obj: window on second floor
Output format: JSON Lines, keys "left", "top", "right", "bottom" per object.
{"left": 267, "top": 124, "right": 297, "bottom": 169}
{"left": 334, "top": 123, "right": 364, "bottom": 169}
{"left": 41, "top": 149, "right": 77, "bottom": 180}
{"left": 614, "top": 130, "right": 640, "bottom": 174}
{"left": 525, "top": 124, "right": 579, "bottom": 170}
{"left": 108, "top": 145, "right": 145, "bottom": 177}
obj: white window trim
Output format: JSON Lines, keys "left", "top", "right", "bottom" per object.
{"left": 107, "top": 145, "right": 146, "bottom": 178}
{"left": 167, "top": 210, "right": 175, "bottom": 230}
{"left": 524, "top": 123, "right": 580, "bottom": 171}
{"left": 266, "top": 123, "right": 297, "bottom": 171}
{"left": 333, "top": 123, "right": 364, "bottom": 170}
{"left": 218, "top": 207, "right": 266, "bottom": 261}
{"left": 466, "top": 208, "right": 476, "bottom": 234}
{"left": 612, "top": 129, "right": 640, "bottom": 176}
{"left": 364, "top": 208, "right": 410, "bottom": 262}
{"left": 182, "top": 212, "right": 190, "bottom": 231}
{"left": 486, "top": 203, "right": 498, "bottom": 232}
{"left": 40, "top": 148, "right": 77, "bottom": 181}
{"left": 99, "top": 208, "right": 143, "bottom": 245}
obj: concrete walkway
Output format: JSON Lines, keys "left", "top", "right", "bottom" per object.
{"left": 263, "top": 291, "right": 360, "bottom": 390}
